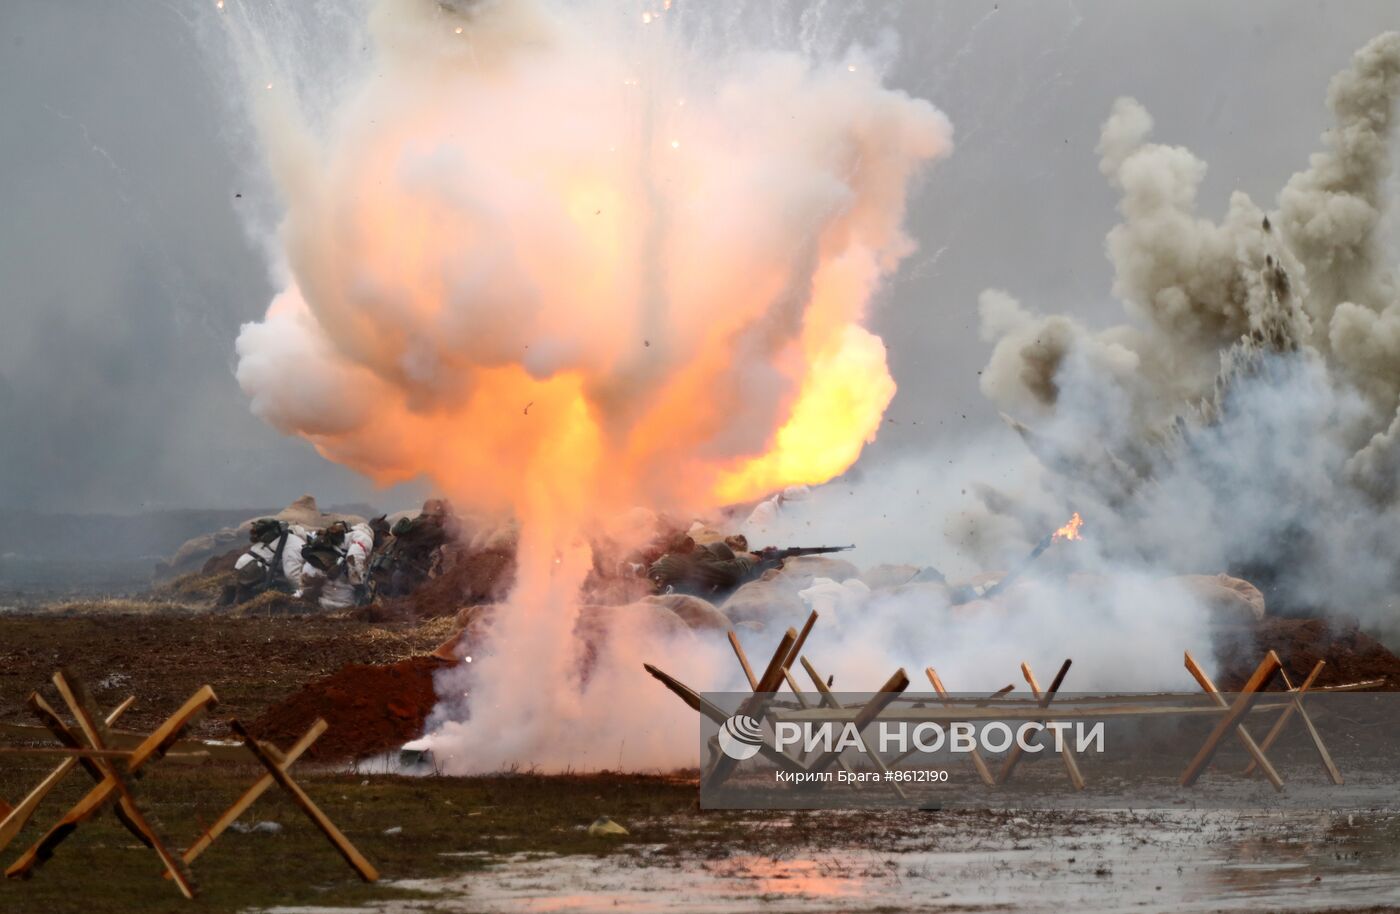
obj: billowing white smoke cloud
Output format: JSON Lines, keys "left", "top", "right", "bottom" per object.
{"left": 977, "top": 32, "right": 1400, "bottom": 630}
{"left": 229, "top": 0, "right": 950, "bottom": 519}
{"left": 728, "top": 452, "right": 1219, "bottom": 694}
{"left": 222, "top": 0, "right": 952, "bottom": 771}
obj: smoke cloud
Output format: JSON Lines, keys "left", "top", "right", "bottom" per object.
{"left": 232, "top": 0, "right": 950, "bottom": 519}
{"left": 977, "top": 32, "right": 1400, "bottom": 627}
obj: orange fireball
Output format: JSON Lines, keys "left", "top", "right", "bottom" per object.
{"left": 1052, "top": 512, "right": 1084, "bottom": 542}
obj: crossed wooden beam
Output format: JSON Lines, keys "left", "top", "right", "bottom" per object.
{"left": 995, "top": 659, "right": 1085, "bottom": 790}
{"left": 647, "top": 611, "right": 910, "bottom": 793}
{"left": 729, "top": 612, "right": 910, "bottom": 793}
{"left": 0, "top": 694, "right": 136, "bottom": 855}
{"left": 4, "top": 672, "right": 215, "bottom": 896}
{"left": 1243, "top": 662, "right": 1342, "bottom": 785}
{"left": 651, "top": 618, "right": 1084, "bottom": 794}
{"left": 1180, "top": 651, "right": 1343, "bottom": 788}
{"left": 0, "top": 670, "right": 377, "bottom": 898}
{"left": 645, "top": 609, "right": 1357, "bottom": 800}
{"left": 726, "top": 613, "right": 906, "bottom": 799}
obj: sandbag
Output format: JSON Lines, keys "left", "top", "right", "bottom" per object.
{"left": 778, "top": 555, "right": 861, "bottom": 587}
{"left": 642, "top": 593, "right": 730, "bottom": 631}
{"left": 1172, "top": 574, "right": 1266, "bottom": 622}
{"left": 722, "top": 572, "right": 806, "bottom": 626}
{"left": 686, "top": 521, "right": 727, "bottom": 545}
{"left": 162, "top": 495, "right": 366, "bottom": 579}
{"left": 798, "top": 577, "right": 872, "bottom": 623}
{"left": 576, "top": 601, "right": 692, "bottom": 645}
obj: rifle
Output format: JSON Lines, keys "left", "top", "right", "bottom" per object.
{"left": 751, "top": 544, "right": 853, "bottom": 569}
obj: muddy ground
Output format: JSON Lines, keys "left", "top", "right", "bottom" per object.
{"left": 1, "top": 610, "right": 1399, "bottom": 913}
{"left": 2, "top": 763, "right": 1398, "bottom": 914}
{"left": 0, "top": 610, "right": 451, "bottom": 740}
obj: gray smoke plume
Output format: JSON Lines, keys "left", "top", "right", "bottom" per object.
{"left": 977, "top": 32, "right": 1400, "bottom": 629}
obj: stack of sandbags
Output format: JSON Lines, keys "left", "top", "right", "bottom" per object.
{"left": 161, "top": 495, "right": 366, "bottom": 578}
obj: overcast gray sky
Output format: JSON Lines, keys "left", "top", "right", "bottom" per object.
{"left": 1, "top": 0, "right": 1395, "bottom": 513}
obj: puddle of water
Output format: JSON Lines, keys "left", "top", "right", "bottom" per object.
{"left": 263, "top": 809, "right": 1400, "bottom": 914}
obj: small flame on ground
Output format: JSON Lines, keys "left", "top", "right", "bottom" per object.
{"left": 1052, "top": 512, "right": 1084, "bottom": 542}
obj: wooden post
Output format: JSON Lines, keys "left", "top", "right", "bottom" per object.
{"left": 1243, "top": 662, "right": 1321, "bottom": 775}
{"left": 723, "top": 629, "right": 812, "bottom": 764}
{"left": 48, "top": 671, "right": 197, "bottom": 898}
{"left": 25, "top": 692, "right": 153, "bottom": 849}
{"left": 6, "top": 685, "right": 217, "bottom": 881}
{"left": 887, "top": 681, "right": 1013, "bottom": 768}
{"left": 700, "top": 628, "right": 798, "bottom": 791}
{"left": 1180, "top": 651, "right": 1280, "bottom": 787}
{"left": 779, "top": 670, "right": 813, "bottom": 763}
{"left": 754, "top": 629, "right": 800, "bottom": 695}
{"left": 731, "top": 619, "right": 816, "bottom": 758}
{"left": 170, "top": 720, "right": 327, "bottom": 873}
{"left": 1183, "top": 652, "right": 1283, "bottom": 790}
{"left": 228, "top": 720, "right": 379, "bottom": 882}
{"left": 1242, "top": 663, "right": 1341, "bottom": 785}
{"left": 779, "top": 665, "right": 861, "bottom": 784}
{"left": 800, "top": 657, "right": 906, "bottom": 800}
{"left": 1019, "top": 663, "right": 1085, "bottom": 791}
{"left": 727, "top": 632, "right": 759, "bottom": 690}
{"left": 783, "top": 612, "right": 819, "bottom": 673}
{"left": 926, "top": 668, "right": 996, "bottom": 787}
{"left": 997, "top": 659, "right": 1071, "bottom": 786}
{"left": 986, "top": 685, "right": 1016, "bottom": 701}
{"left": 0, "top": 695, "right": 134, "bottom": 854}
{"left": 642, "top": 664, "right": 805, "bottom": 774}
{"left": 803, "top": 667, "right": 910, "bottom": 779}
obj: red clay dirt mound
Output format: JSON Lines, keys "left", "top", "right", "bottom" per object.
{"left": 1215, "top": 617, "right": 1400, "bottom": 691}
{"left": 247, "top": 655, "right": 452, "bottom": 762}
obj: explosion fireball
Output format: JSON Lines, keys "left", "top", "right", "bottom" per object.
{"left": 229, "top": 0, "right": 950, "bottom": 770}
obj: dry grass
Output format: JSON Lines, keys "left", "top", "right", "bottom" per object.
{"left": 150, "top": 569, "right": 232, "bottom": 604}
{"left": 27, "top": 598, "right": 193, "bottom": 616}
